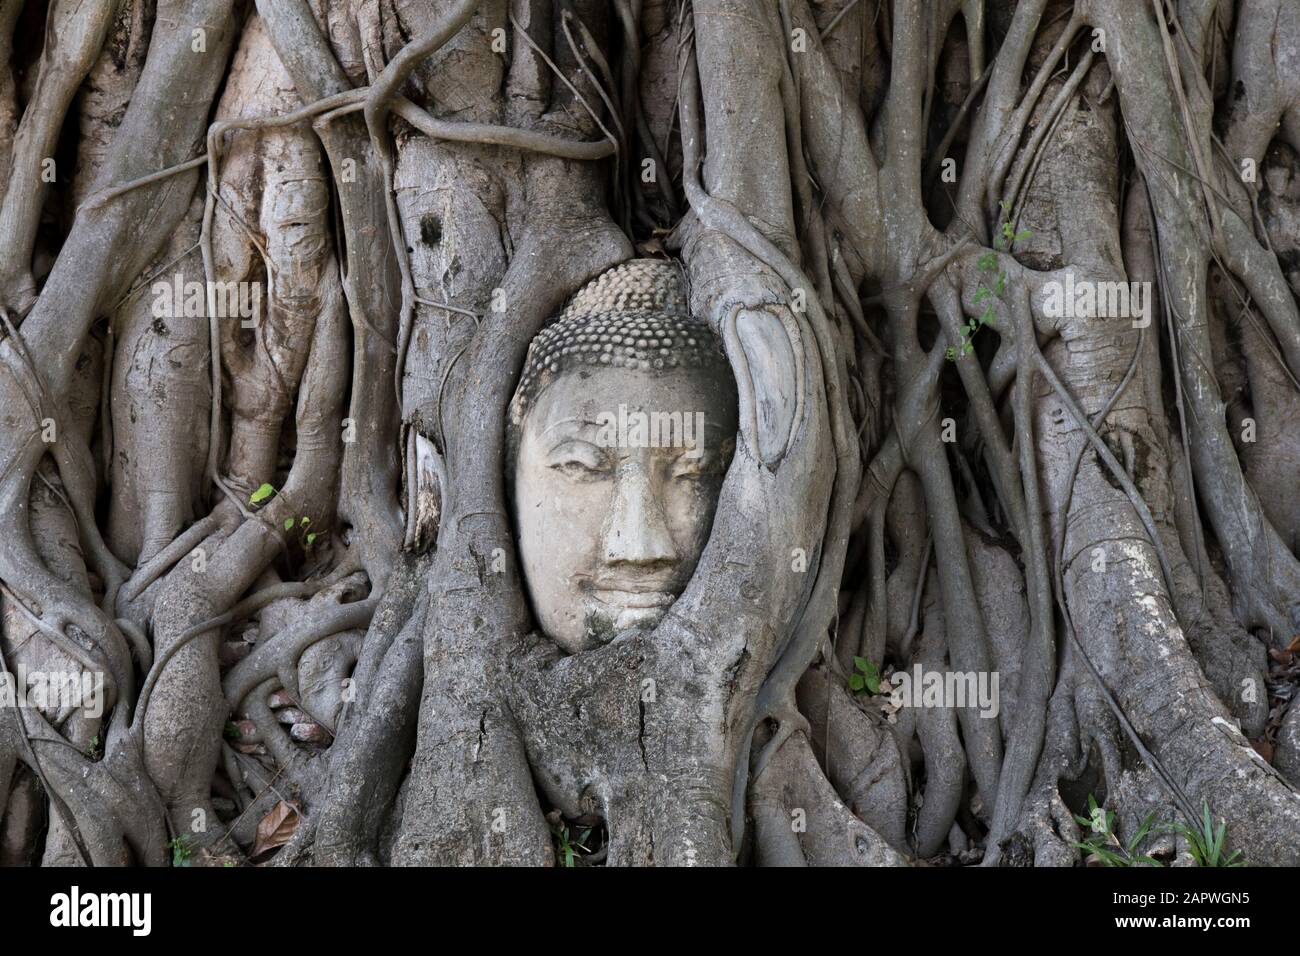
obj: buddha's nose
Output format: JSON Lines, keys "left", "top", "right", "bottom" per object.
{"left": 601, "top": 464, "right": 679, "bottom": 567}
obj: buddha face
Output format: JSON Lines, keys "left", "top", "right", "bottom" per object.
{"left": 512, "top": 360, "right": 737, "bottom": 653}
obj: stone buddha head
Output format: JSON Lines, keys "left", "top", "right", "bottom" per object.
{"left": 507, "top": 259, "right": 738, "bottom": 654}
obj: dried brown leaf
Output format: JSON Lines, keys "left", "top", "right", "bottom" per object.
{"left": 250, "top": 800, "right": 300, "bottom": 859}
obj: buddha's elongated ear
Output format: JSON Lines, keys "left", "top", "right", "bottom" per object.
{"left": 722, "top": 302, "right": 804, "bottom": 467}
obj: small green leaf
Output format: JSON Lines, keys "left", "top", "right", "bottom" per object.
{"left": 945, "top": 346, "right": 957, "bottom": 361}
{"left": 300, "top": 517, "right": 310, "bottom": 526}
{"left": 1095, "top": 847, "right": 1126, "bottom": 867}
{"left": 854, "top": 658, "right": 882, "bottom": 693}
{"left": 848, "top": 673, "right": 865, "bottom": 692}
{"left": 1128, "top": 811, "right": 1157, "bottom": 854}
{"left": 977, "top": 251, "right": 997, "bottom": 271}
{"left": 306, "top": 532, "right": 317, "bottom": 546}
{"left": 284, "top": 518, "right": 294, "bottom": 531}
{"left": 973, "top": 285, "right": 990, "bottom": 304}
{"left": 249, "top": 482, "right": 275, "bottom": 505}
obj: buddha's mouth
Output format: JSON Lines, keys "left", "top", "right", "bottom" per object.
{"left": 584, "top": 587, "right": 679, "bottom": 636}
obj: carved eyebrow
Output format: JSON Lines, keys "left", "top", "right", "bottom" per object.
{"left": 666, "top": 443, "right": 729, "bottom": 465}
{"left": 660, "top": 421, "right": 733, "bottom": 451}
{"left": 538, "top": 418, "right": 598, "bottom": 434}
{"left": 536, "top": 416, "right": 605, "bottom": 440}
{"left": 545, "top": 437, "right": 606, "bottom": 456}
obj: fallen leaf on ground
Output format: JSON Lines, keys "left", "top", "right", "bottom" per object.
{"left": 250, "top": 800, "right": 300, "bottom": 859}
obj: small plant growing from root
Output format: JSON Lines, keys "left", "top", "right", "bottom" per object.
{"left": 1071, "top": 794, "right": 1160, "bottom": 866}
{"left": 1163, "top": 800, "right": 1245, "bottom": 867}
{"left": 249, "top": 484, "right": 323, "bottom": 546}
{"left": 947, "top": 200, "right": 1030, "bottom": 360}
{"left": 847, "top": 656, "right": 882, "bottom": 695}
{"left": 548, "top": 817, "right": 592, "bottom": 868}
{"left": 1071, "top": 795, "right": 1245, "bottom": 867}
{"left": 168, "top": 836, "right": 193, "bottom": 868}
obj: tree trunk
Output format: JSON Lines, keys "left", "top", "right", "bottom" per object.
{"left": 2, "top": 0, "right": 1299, "bottom": 868}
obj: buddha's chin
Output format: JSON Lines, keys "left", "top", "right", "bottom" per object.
{"left": 611, "top": 604, "right": 669, "bottom": 631}
{"left": 578, "top": 596, "right": 674, "bottom": 648}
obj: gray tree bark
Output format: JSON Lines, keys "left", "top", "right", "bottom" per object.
{"left": 2, "top": 0, "right": 1299, "bottom": 868}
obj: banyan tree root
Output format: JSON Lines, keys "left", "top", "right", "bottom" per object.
{"left": 2, "top": 0, "right": 1300, "bottom": 868}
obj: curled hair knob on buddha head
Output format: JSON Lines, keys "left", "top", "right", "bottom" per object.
{"left": 508, "top": 259, "right": 730, "bottom": 429}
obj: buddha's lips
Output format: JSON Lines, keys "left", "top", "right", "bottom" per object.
{"left": 588, "top": 588, "right": 676, "bottom": 610}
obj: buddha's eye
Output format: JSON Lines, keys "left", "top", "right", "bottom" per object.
{"left": 670, "top": 449, "right": 722, "bottom": 481}
{"left": 547, "top": 441, "right": 610, "bottom": 480}
{"left": 554, "top": 460, "right": 604, "bottom": 479}
{"left": 669, "top": 434, "right": 734, "bottom": 481}
{"left": 671, "top": 460, "right": 705, "bottom": 481}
